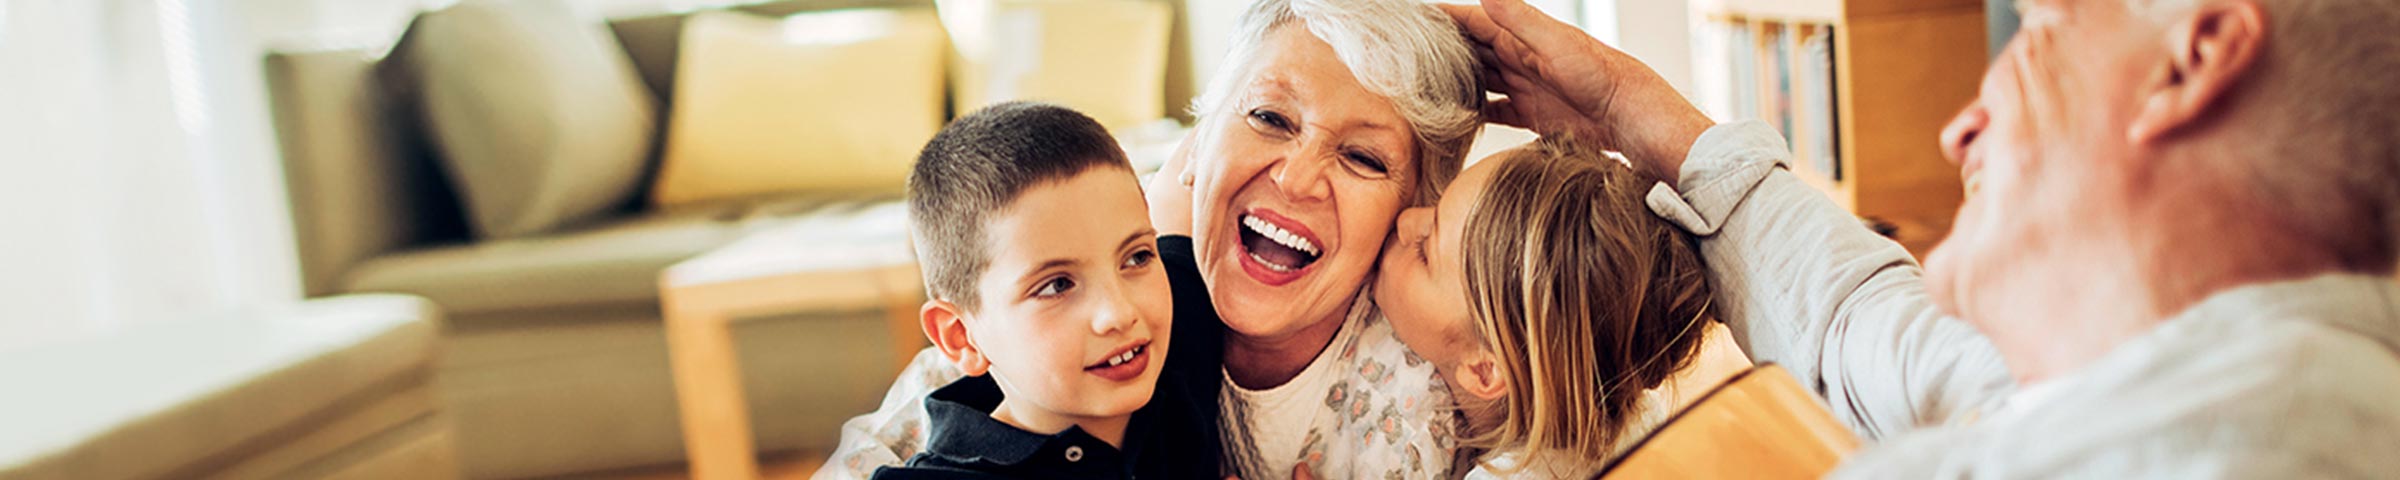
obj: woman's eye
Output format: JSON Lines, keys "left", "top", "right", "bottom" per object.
{"left": 1344, "top": 150, "right": 1390, "bottom": 175}
{"left": 1035, "top": 277, "right": 1076, "bottom": 297}
{"left": 1247, "top": 108, "right": 1292, "bottom": 131}
{"left": 1124, "top": 249, "right": 1157, "bottom": 270}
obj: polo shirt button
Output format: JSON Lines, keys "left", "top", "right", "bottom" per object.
{"left": 1064, "top": 446, "right": 1085, "bottom": 462}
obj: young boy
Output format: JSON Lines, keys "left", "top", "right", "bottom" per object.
{"left": 873, "top": 102, "right": 1222, "bottom": 479}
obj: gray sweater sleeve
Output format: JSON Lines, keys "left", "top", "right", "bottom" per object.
{"left": 1643, "top": 121, "right": 2014, "bottom": 440}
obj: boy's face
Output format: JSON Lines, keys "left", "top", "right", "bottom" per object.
{"left": 950, "top": 167, "right": 1175, "bottom": 421}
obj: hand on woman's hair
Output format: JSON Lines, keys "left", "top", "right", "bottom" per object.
{"left": 1438, "top": 0, "right": 1715, "bottom": 185}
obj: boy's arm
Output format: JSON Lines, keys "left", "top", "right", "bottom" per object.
{"left": 813, "top": 347, "right": 963, "bottom": 480}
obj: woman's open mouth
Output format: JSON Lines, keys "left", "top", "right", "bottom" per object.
{"left": 1237, "top": 210, "right": 1323, "bottom": 286}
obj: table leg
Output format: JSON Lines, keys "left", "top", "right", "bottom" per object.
{"left": 663, "top": 297, "right": 760, "bottom": 480}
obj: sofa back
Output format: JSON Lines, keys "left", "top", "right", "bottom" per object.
{"left": 266, "top": 0, "right": 1189, "bottom": 297}
{"left": 262, "top": 0, "right": 917, "bottom": 297}
{"left": 264, "top": 48, "right": 464, "bottom": 298}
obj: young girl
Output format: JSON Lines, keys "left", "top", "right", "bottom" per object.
{"left": 1375, "top": 135, "right": 1718, "bottom": 478}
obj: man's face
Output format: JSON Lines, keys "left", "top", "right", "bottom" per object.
{"left": 1927, "top": 0, "right": 2161, "bottom": 330}
{"left": 964, "top": 167, "right": 1176, "bottom": 422}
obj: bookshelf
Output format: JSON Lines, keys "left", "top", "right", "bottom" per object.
{"left": 1690, "top": 0, "right": 1988, "bottom": 255}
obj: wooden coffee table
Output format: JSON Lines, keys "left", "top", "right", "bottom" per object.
{"left": 658, "top": 201, "right": 926, "bottom": 480}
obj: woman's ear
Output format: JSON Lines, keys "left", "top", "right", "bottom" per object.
{"left": 2128, "top": 1, "right": 2267, "bottom": 145}
{"left": 921, "top": 300, "right": 990, "bottom": 376}
{"left": 1448, "top": 349, "right": 1512, "bottom": 401}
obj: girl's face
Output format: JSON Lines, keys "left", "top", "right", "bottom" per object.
{"left": 1374, "top": 152, "right": 1510, "bottom": 369}
{"left": 1190, "top": 24, "right": 1424, "bottom": 341}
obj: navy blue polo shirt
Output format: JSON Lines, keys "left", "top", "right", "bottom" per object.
{"left": 872, "top": 235, "right": 1225, "bottom": 480}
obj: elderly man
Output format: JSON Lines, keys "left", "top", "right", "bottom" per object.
{"left": 1449, "top": 0, "right": 2400, "bottom": 476}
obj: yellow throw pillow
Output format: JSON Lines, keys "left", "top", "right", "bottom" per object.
{"left": 652, "top": 8, "right": 947, "bottom": 207}
{"left": 939, "top": 0, "right": 1173, "bottom": 130}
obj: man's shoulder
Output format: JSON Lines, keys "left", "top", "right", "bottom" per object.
{"left": 1842, "top": 311, "right": 2400, "bottom": 478}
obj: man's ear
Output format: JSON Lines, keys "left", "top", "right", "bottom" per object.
{"left": 1448, "top": 350, "right": 1512, "bottom": 401}
{"left": 2129, "top": 1, "right": 2268, "bottom": 145}
{"left": 921, "top": 300, "right": 991, "bottom": 376}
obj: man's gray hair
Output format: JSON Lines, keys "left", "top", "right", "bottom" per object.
{"left": 2130, "top": 0, "right": 2400, "bottom": 270}
{"left": 1190, "top": 0, "right": 1485, "bottom": 207}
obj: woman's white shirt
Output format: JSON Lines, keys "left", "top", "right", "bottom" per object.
{"left": 1218, "top": 294, "right": 1464, "bottom": 480}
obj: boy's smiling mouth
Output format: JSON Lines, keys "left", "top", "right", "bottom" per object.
{"left": 1084, "top": 340, "right": 1153, "bottom": 382}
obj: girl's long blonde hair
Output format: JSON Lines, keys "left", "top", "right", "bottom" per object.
{"left": 1457, "top": 135, "right": 1715, "bottom": 469}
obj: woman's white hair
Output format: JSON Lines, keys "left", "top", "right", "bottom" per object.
{"left": 1191, "top": 0, "right": 1485, "bottom": 207}
{"left": 2128, "top": 0, "right": 2400, "bottom": 270}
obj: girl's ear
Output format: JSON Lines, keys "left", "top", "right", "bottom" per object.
{"left": 1449, "top": 349, "right": 1512, "bottom": 401}
{"left": 922, "top": 300, "right": 991, "bottom": 376}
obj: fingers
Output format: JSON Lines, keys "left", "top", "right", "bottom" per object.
{"left": 1480, "top": 0, "right": 1588, "bottom": 54}
{"left": 1292, "top": 463, "right": 1317, "bottom": 480}
{"left": 1482, "top": 97, "right": 1528, "bottom": 128}
{"left": 1437, "top": 3, "right": 1506, "bottom": 47}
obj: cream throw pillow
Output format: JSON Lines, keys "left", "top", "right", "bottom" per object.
{"left": 939, "top": 0, "right": 1172, "bottom": 130}
{"left": 399, "top": 0, "right": 657, "bottom": 239}
{"left": 651, "top": 9, "right": 947, "bottom": 206}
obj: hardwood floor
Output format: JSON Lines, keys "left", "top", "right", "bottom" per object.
{"left": 588, "top": 449, "right": 826, "bottom": 480}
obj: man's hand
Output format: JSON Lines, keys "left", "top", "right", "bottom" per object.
{"left": 1439, "top": 0, "right": 1716, "bottom": 184}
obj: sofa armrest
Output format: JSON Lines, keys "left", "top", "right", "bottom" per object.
{"left": 264, "top": 48, "right": 465, "bottom": 297}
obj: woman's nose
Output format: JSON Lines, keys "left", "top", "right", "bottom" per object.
{"left": 1940, "top": 101, "right": 1990, "bottom": 167}
{"left": 1271, "top": 140, "right": 1338, "bottom": 201}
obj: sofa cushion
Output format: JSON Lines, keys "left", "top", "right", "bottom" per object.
{"left": 394, "top": 0, "right": 658, "bottom": 239}
{"left": 647, "top": 8, "right": 947, "bottom": 206}
{"left": 341, "top": 195, "right": 878, "bottom": 317}
{"left": 343, "top": 205, "right": 741, "bottom": 316}
{"left": 942, "top": 0, "right": 1175, "bottom": 130}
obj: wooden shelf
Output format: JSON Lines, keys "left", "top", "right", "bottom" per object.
{"left": 1691, "top": 0, "right": 1986, "bottom": 256}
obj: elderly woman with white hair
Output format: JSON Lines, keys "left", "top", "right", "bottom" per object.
{"left": 819, "top": 0, "right": 1488, "bottom": 478}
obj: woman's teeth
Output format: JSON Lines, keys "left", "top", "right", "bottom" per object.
{"left": 1242, "top": 215, "right": 1319, "bottom": 255}
{"left": 1250, "top": 253, "right": 1294, "bottom": 273}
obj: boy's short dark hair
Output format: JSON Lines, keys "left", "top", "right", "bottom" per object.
{"left": 908, "top": 101, "right": 1131, "bottom": 311}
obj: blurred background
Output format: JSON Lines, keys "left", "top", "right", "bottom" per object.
{"left": 0, "top": 0, "right": 2003, "bottom": 478}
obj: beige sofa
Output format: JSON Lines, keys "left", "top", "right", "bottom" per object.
{"left": 0, "top": 295, "right": 454, "bottom": 480}
{"left": 261, "top": 1, "right": 944, "bottom": 477}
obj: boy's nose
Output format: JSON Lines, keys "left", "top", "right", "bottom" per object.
{"left": 1090, "top": 279, "right": 1144, "bottom": 335}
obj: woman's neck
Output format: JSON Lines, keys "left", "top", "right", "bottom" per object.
{"left": 1221, "top": 309, "right": 1348, "bottom": 390}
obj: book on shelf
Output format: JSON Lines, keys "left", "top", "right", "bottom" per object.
{"left": 1696, "top": 17, "right": 1843, "bottom": 186}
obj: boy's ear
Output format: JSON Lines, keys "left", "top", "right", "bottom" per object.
{"left": 1449, "top": 350, "right": 1511, "bottom": 401}
{"left": 921, "top": 300, "right": 991, "bottom": 376}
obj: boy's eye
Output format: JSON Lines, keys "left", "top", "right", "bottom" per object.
{"left": 1035, "top": 276, "right": 1076, "bottom": 297}
{"left": 1124, "top": 249, "right": 1157, "bottom": 270}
